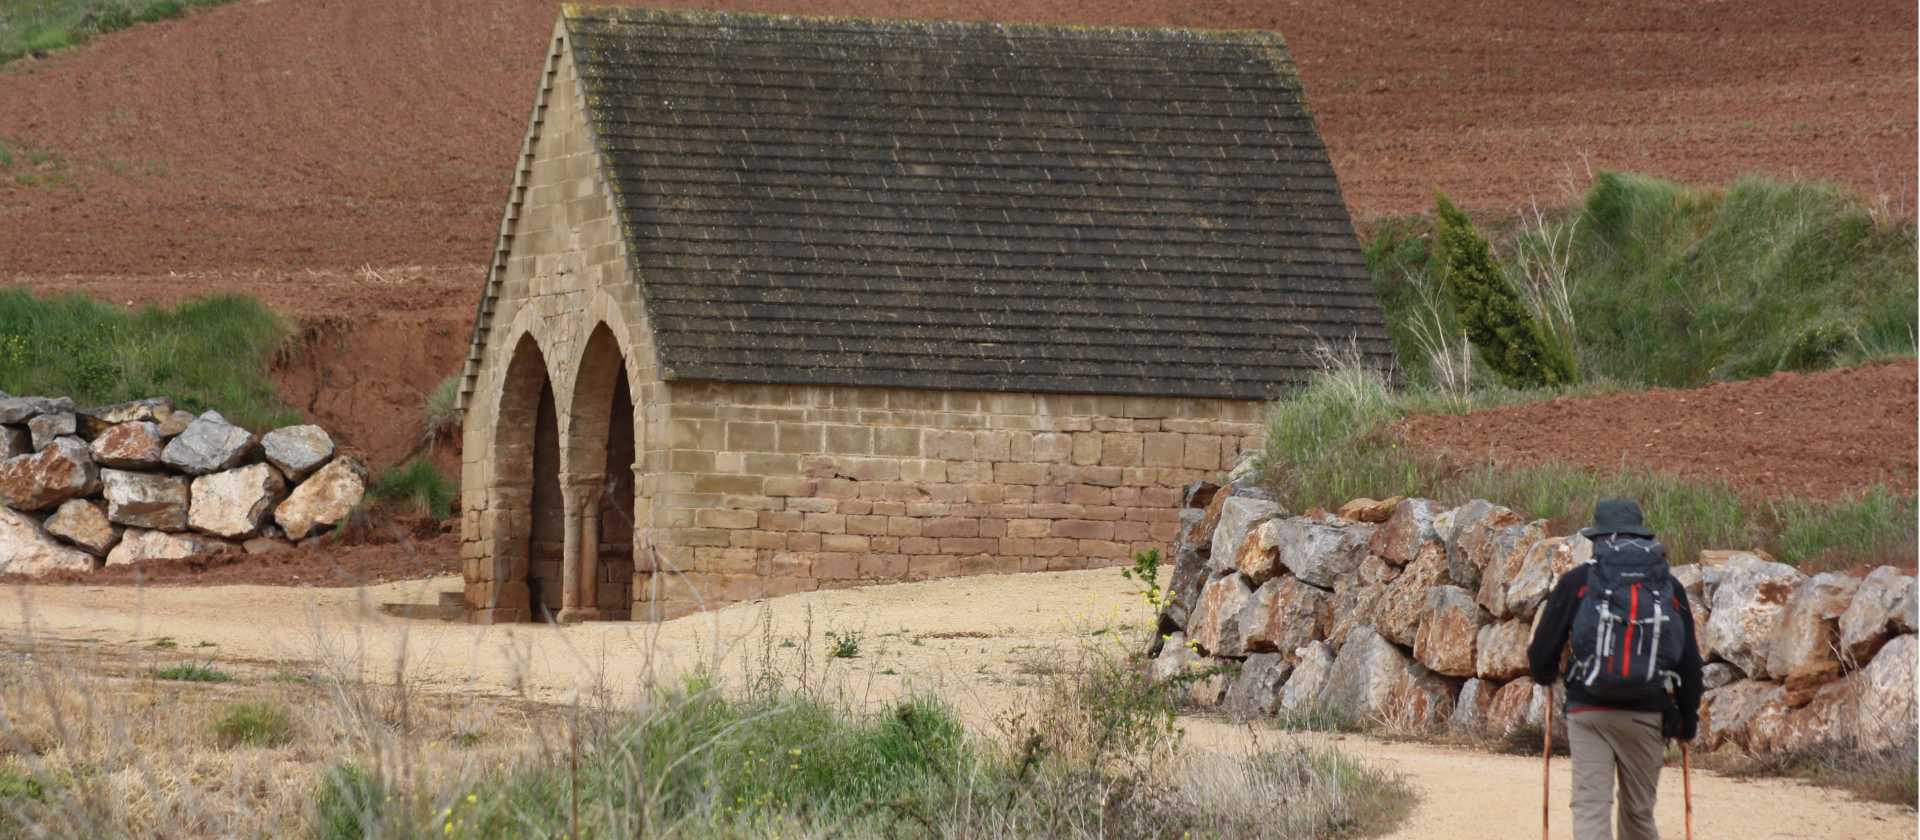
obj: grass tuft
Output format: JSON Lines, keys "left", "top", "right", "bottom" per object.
{"left": 152, "top": 663, "right": 234, "bottom": 683}
{"left": 312, "top": 762, "right": 392, "bottom": 840}
{"left": 368, "top": 459, "right": 457, "bottom": 520}
{"left": 423, "top": 374, "right": 461, "bottom": 441}
{"left": 212, "top": 701, "right": 296, "bottom": 748}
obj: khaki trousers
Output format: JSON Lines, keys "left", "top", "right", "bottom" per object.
{"left": 1568, "top": 708, "right": 1664, "bottom": 840}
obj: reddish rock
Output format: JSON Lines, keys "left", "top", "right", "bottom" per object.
{"left": 1414, "top": 585, "right": 1487, "bottom": 677}
{"left": 1443, "top": 499, "right": 1525, "bottom": 590}
{"left": 1450, "top": 678, "right": 1498, "bottom": 733}
{"left": 1208, "top": 495, "right": 1281, "bottom": 574}
{"left": 1699, "top": 680, "right": 1790, "bottom": 751}
{"left": 1376, "top": 542, "right": 1447, "bottom": 646}
{"left": 1475, "top": 619, "right": 1533, "bottom": 681}
{"left": 44, "top": 499, "right": 118, "bottom": 557}
{"left": 1475, "top": 519, "right": 1546, "bottom": 619}
{"left": 1337, "top": 496, "right": 1401, "bottom": 524}
{"left": 1765, "top": 572, "right": 1861, "bottom": 693}
{"left": 1505, "top": 534, "right": 1590, "bottom": 620}
{"left": 90, "top": 421, "right": 167, "bottom": 469}
{"left": 1240, "top": 576, "right": 1332, "bottom": 656}
{"left": 0, "top": 438, "right": 98, "bottom": 511}
{"left": 1368, "top": 497, "right": 1440, "bottom": 566}
{"left": 1190, "top": 574, "right": 1255, "bottom": 657}
{"left": 1269, "top": 517, "right": 1372, "bottom": 587}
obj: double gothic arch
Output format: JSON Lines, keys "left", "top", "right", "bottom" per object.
{"left": 479, "top": 321, "right": 641, "bottom": 622}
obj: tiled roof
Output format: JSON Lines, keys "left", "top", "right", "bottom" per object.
{"left": 563, "top": 7, "right": 1391, "bottom": 400}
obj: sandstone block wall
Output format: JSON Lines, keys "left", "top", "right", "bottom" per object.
{"left": 635, "top": 382, "right": 1264, "bottom": 618}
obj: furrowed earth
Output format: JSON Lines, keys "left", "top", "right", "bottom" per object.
{"left": 1, "top": 0, "right": 1913, "bottom": 472}
{"left": 0, "top": 1, "right": 1913, "bottom": 835}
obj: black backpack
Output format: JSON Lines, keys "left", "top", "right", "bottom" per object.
{"left": 1567, "top": 535, "right": 1685, "bottom": 705}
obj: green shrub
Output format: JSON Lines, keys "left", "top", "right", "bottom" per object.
{"left": 312, "top": 762, "right": 389, "bottom": 840}
{"left": 0, "top": 291, "right": 298, "bottom": 430}
{"left": 153, "top": 663, "right": 233, "bottom": 683}
{"left": 1367, "top": 175, "right": 1917, "bottom": 389}
{"left": 368, "top": 459, "right": 456, "bottom": 520}
{"left": 1434, "top": 194, "right": 1576, "bottom": 388}
{"left": 1548, "top": 173, "right": 1914, "bottom": 384}
{"left": 213, "top": 701, "right": 296, "bottom": 748}
{"left": 0, "top": 764, "right": 46, "bottom": 802}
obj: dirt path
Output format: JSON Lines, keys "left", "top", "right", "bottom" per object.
{"left": 1, "top": 570, "right": 1909, "bottom": 837}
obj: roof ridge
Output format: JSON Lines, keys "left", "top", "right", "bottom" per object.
{"left": 560, "top": 5, "right": 1288, "bottom": 47}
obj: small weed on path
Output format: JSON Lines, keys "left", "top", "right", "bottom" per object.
{"left": 825, "top": 629, "right": 862, "bottom": 659}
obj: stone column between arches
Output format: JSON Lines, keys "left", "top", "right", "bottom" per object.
{"left": 556, "top": 324, "right": 638, "bottom": 622}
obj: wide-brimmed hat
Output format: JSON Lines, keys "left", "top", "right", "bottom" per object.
{"left": 1579, "top": 498, "right": 1655, "bottom": 538}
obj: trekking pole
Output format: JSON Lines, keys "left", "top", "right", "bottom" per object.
{"left": 1542, "top": 700, "right": 1553, "bottom": 840}
{"left": 1682, "top": 741, "right": 1695, "bottom": 840}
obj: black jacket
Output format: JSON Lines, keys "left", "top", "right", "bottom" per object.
{"left": 1526, "top": 560, "right": 1704, "bottom": 733}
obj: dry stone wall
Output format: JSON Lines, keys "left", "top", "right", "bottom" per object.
{"left": 1154, "top": 476, "right": 1918, "bottom": 754}
{"left": 0, "top": 394, "right": 366, "bottom": 574}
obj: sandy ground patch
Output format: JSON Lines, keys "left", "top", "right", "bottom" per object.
{"left": 1, "top": 570, "right": 1911, "bottom": 838}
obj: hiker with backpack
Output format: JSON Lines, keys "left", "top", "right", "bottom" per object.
{"left": 1528, "top": 499, "right": 1705, "bottom": 840}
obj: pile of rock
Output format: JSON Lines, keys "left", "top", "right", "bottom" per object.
{"left": 0, "top": 394, "right": 367, "bottom": 575}
{"left": 1152, "top": 475, "right": 1918, "bottom": 754}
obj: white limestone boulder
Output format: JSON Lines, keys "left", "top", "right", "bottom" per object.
{"left": 44, "top": 498, "right": 118, "bottom": 557}
{"left": 188, "top": 463, "right": 287, "bottom": 539}
{"left": 274, "top": 457, "right": 366, "bottom": 540}
{"left": 1837, "top": 566, "right": 1918, "bottom": 663}
{"left": 105, "top": 528, "right": 229, "bottom": 567}
{"left": 1702, "top": 556, "right": 1805, "bottom": 677}
{"left": 0, "top": 507, "right": 96, "bottom": 576}
{"left": 160, "top": 412, "right": 256, "bottom": 475}
{"left": 101, "top": 468, "right": 191, "bottom": 531}
{"left": 260, "top": 424, "right": 334, "bottom": 481}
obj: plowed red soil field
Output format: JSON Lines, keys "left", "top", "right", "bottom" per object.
{"left": 1401, "top": 363, "right": 1919, "bottom": 500}
{"left": 0, "top": 0, "right": 1914, "bottom": 485}
{"left": 0, "top": 0, "right": 1912, "bottom": 274}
